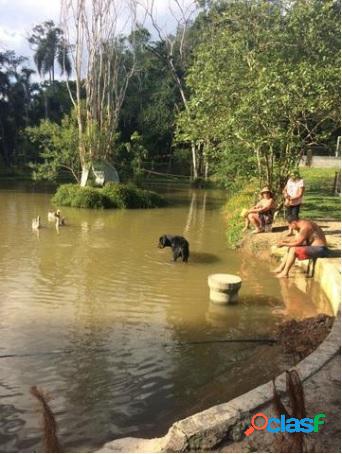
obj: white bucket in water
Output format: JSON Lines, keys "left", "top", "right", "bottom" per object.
{"left": 208, "top": 273, "right": 242, "bottom": 304}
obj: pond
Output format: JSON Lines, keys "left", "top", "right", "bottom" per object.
{"left": 0, "top": 181, "right": 333, "bottom": 452}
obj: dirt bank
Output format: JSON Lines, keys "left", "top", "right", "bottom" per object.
{"left": 239, "top": 220, "right": 341, "bottom": 260}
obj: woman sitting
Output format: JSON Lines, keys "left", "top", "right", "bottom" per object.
{"left": 243, "top": 187, "right": 276, "bottom": 234}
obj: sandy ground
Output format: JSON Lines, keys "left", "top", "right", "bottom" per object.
{"left": 240, "top": 220, "right": 341, "bottom": 257}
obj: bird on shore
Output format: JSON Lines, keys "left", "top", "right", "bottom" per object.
{"left": 32, "top": 216, "right": 41, "bottom": 230}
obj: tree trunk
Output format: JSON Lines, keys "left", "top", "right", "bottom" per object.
{"left": 191, "top": 142, "right": 198, "bottom": 179}
{"left": 203, "top": 141, "right": 209, "bottom": 181}
{"left": 44, "top": 90, "right": 49, "bottom": 120}
{"left": 255, "top": 147, "right": 262, "bottom": 179}
{"left": 80, "top": 165, "right": 90, "bottom": 187}
{"left": 204, "top": 160, "right": 209, "bottom": 181}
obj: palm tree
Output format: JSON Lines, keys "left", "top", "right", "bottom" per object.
{"left": 28, "top": 21, "right": 72, "bottom": 83}
{"left": 29, "top": 21, "right": 72, "bottom": 119}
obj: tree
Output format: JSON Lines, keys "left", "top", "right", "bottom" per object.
{"left": 138, "top": 0, "right": 201, "bottom": 178}
{"left": 28, "top": 21, "right": 72, "bottom": 83}
{"left": 29, "top": 80, "right": 75, "bottom": 125}
{"left": 25, "top": 110, "right": 80, "bottom": 183}
{"left": 60, "top": 0, "right": 140, "bottom": 186}
{"left": 119, "top": 27, "right": 180, "bottom": 170}
{"left": 177, "top": 0, "right": 340, "bottom": 190}
{"left": 28, "top": 21, "right": 72, "bottom": 121}
{"left": 0, "top": 51, "right": 35, "bottom": 168}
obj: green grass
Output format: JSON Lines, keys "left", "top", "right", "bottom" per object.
{"left": 224, "top": 182, "right": 257, "bottom": 248}
{"left": 300, "top": 167, "right": 340, "bottom": 192}
{"left": 224, "top": 167, "right": 341, "bottom": 247}
{"left": 300, "top": 168, "right": 340, "bottom": 220}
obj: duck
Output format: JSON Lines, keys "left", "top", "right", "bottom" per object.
{"left": 32, "top": 216, "right": 41, "bottom": 230}
{"left": 48, "top": 210, "right": 56, "bottom": 222}
{"left": 48, "top": 209, "right": 62, "bottom": 222}
{"left": 55, "top": 213, "right": 66, "bottom": 228}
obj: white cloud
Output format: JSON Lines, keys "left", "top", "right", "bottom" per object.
{"left": 0, "top": 0, "right": 197, "bottom": 64}
{"left": 0, "top": 0, "right": 60, "bottom": 61}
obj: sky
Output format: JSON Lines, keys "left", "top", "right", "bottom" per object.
{"left": 0, "top": 0, "right": 197, "bottom": 68}
{"left": 0, "top": 0, "right": 61, "bottom": 58}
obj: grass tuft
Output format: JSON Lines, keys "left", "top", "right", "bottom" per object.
{"left": 52, "top": 183, "right": 166, "bottom": 209}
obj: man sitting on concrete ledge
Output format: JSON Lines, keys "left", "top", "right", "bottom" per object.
{"left": 272, "top": 216, "right": 328, "bottom": 278}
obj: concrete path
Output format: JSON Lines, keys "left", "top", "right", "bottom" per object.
{"left": 218, "top": 351, "right": 341, "bottom": 453}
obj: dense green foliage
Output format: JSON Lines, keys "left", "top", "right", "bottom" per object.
{"left": 52, "top": 183, "right": 166, "bottom": 209}
{"left": 177, "top": 0, "right": 340, "bottom": 190}
{"left": 0, "top": 51, "right": 74, "bottom": 172}
{"left": 25, "top": 110, "right": 80, "bottom": 182}
{"left": 0, "top": 1, "right": 340, "bottom": 191}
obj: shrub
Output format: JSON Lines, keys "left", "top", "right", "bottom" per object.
{"left": 70, "top": 187, "right": 109, "bottom": 209}
{"left": 52, "top": 184, "right": 109, "bottom": 208}
{"left": 102, "top": 183, "right": 167, "bottom": 209}
{"left": 140, "top": 189, "right": 166, "bottom": 208}
{"left": 102, "top": 183, "right": 140, "bottom": 208}
{"left": 52, "top": 183, "right": 166, "bottom": 209}
{"left": 52, "top": 184, "right": 80, "bottom": 206}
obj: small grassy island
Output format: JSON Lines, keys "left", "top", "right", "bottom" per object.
{"left": 52, "top": 183, "right": 166, "bottom": 209}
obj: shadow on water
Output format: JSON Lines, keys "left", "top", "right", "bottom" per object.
{"left": 189, "top": 252, "right": 221, "bottom": 264}
{"left": 239, "top": 294, "right": 283, "bottom": 307}
{"left": 0, "top": 179, "right": 57, "bottom": 194}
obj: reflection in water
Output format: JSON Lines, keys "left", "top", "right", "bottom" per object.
{"left": 277, "top": 275, "right": 332, "bottom": 318}
{"left": 0, "top": 182, "right": 333, "bottom": 452}
{"left": 206, "top": 303, "right": 241, "bottom": 329}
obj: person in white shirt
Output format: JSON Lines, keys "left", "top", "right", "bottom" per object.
{"left": 283, "top": 170, "right": 305, "bottom": 234}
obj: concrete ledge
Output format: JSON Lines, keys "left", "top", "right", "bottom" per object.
{"left": 97, "top": 316, "right": 340, "bottom": 452}
{"left": 270, "top": 246, "right": 341, "bottom": 315}
{"left": 97, "top": 252, "right": 340, "bottom": 453}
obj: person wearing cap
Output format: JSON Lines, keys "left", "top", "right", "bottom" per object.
{"left": 283, "top": 170, "right": 305, "bottom": 221}
{"left": 244, "top": 187, "right": 277, "bottom": 234}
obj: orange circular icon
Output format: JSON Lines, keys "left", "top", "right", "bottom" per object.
{"left": 251, "top": 413, "right": 269, "bottom": 431}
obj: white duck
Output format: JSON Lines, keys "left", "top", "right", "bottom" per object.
{"left": 55, "top": 210, "right": 66, "bottom": 228}
{"left": 32, "top": 216, "right": 41, "bottom": 230}
{"left": 48, "top": 210, "right": 56, "bottom": 222}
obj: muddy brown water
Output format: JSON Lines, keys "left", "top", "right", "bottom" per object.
{"left": 0, "top": 181, "right": 333, "bottom": 452}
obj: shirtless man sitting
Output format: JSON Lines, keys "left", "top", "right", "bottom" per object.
{"left": 273, "top": 216, "right": 328, "bottom": 278}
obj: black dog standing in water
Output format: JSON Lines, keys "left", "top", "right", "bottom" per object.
{"left": 158, "top": 235, "right": 190, "bottom": 262}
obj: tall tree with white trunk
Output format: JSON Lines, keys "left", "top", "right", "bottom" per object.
{"left": 60, "top": 0, "right": 139, "bottom": 185}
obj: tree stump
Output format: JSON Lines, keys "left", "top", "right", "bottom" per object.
{"left": 208, "top": 273, "right": 242, "bottom": 304}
